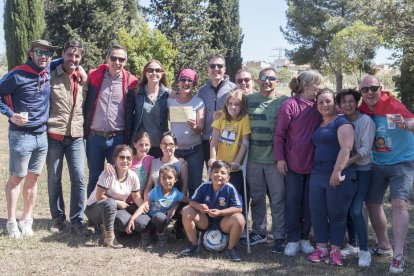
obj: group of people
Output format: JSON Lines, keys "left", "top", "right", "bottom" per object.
{"left": 0, "top": 39, "right": 412, "bottom": 273}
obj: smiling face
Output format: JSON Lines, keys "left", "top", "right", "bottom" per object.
{"left": 210, "top": 166, "right": 230, "bottom": 187}
{"left": 178, "top": 77, "right": 194, "bottom": 94}
{"left": 145, "top": 61, "right": 164, "bottom": 84}
{"left": 160, "top": 135, "right": 177, "bottom": 158}
{"left": 115, "top": 149, "right": 132, "bottom": 172}
{"left": 160, "top": 170, "right": 176, "bottom": 192}
{"left": 30, "top": 46, "right": 52, "bottom": 69}
{"left": 134, "top": 137, "right": 151, "bottom": 158}
{"left": 360, "top": 76, "right": 381, "bottom": 110}
{"left": 62, "top": 47, "right": 82, "bottom": 73}
{"left": 106, "top": 48, "right": 127, "bottom": 77}
{"left": 317, "top": 91, "right": 336, "bottom": 117}
{"left": 235, "top": 71, "right": 253, "bottom": 94}
{"left": 258, "top": 69, "right": 279, "bottom": 95}
{"left": 339, "top": 94, "right": 357, "bottom": 117}
{"left": 208, "top": 57, "right": 226, "bottom": 83}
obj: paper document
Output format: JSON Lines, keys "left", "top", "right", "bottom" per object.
{"left": 170, "top": 106, "right": 195, "bottom": 122}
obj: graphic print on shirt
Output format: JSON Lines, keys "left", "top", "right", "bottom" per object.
{"left": 219, "top": 122, "right": 237, "bottom": 146}
{"left": 374, "top": 124, "right": 392, "bottom": 153}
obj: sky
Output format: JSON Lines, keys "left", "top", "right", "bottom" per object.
{"left": 0, "top": 0, "right": 393, "bottom": 64}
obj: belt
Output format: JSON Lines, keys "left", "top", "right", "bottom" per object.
{"left": 177, "top": 144, "right": 201, "bottom": 150}
{"left": 91, "top": 130, "right": 124, "bottom": 138}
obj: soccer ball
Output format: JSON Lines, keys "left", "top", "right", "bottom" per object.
{"left": 203, "top": 229, "right": 227, "bottom": 252}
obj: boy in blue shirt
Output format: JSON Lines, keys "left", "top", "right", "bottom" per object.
{"left": 179, "top": 160, "right": 245, "bottom": 261}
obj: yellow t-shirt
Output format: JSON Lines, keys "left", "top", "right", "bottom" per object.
{"left": 211, "top": 114, "right": 251, "bottom": 171}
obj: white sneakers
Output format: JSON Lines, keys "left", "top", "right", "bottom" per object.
{"left": 341, "top": 244, "right": 359, "bottom": 258}
{"left": 284, "top": 240, "right": 314, "bottom": 256}
{"left": 6, "top": 220, "right": 21, "bottom": 239}
{"left": 18, "top": 218, "right": 34, "bottom": 236}
{"left": 358, "top": 250, "right": 371, "bottom": 267}
{"left": 7, "top": 218, "right": 34, "bottom": 238}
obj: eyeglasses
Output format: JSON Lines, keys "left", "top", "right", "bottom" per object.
{"left": 34, "top": 49, "right": 53, "bottom": 57}
{"left": 236, "top": 77, "right": 251, "bottom": 84}
{"left": 110, "top": 56, "right": 126, "bottom": 63}
{"left": 146, "top": 68, "right": 163, "bottom": 73}
{"left": 360, "top": 86, "right": 380, "bottom": 93}
{"left": 161, "top": 142, "right": 176, "bottom": 148}
{"left": 118, "top": 155, "right": 132, "bottom": 161}
{"left": 179, "top": 78, "right": 194, "bottom": 83}
{"left": 259, "top": 75, "right": 278, "bottom": 81}
{"left": 209, "top": 63, "right": 224, "bottom": 69}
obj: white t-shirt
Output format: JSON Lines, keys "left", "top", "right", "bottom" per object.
{"left": 87, "top": 169, "right": 140, "bottom": 205}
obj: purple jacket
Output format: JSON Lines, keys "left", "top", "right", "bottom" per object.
{"left": 274, "top": 96, "right": 322, "bottom": 174}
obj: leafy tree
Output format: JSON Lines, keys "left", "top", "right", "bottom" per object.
{"left": 277, "top": 67, "right": 292, "bottom": 86}
{"left": 208, "top": 0, "right": 243, "bottom": 81}
{"left": 4, "top": 0, "right": 46, "bottom": 70}
{"left": 44, "top": 0, "right": 139, "bottom": 70}
{"left": 118, "top": 19, "right": 178, "bottom": 84}
{"left": 147, "top": 0, "right": 213, "bottom": 84}
{"left": 282, "top": 0, "right": 382, "bottom": 91}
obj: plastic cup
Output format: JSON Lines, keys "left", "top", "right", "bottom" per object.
{"left": 386, "top": 114, "right": 396, "bottom": 129}
{"left": 20, "top": 112, "right": 29, "bottom": 120}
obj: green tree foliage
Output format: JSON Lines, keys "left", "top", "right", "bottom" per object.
{"left": 4, "top": 0, "right": 46, "bottom": 70}
{"left": 147, "top": 0, "right": 213, "bottom": 84}
{"left": 282, "top": 0, "right": 382, "bottom": 91}
{"left": 208, "top": 0, "right": 243, "bottom": 81}
{"left": 44, "top": 0, "right": 139, "bottom": 70}
{"left": 277, "top": 67, "right": 292, "bottom": 86}
{"left": 118, "top": 19, "right": 178, "bottom": 84}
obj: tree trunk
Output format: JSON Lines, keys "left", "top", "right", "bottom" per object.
{"left": 335, "top": 72, "right": 343, "bottom": 93}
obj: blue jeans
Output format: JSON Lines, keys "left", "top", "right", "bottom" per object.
{"left": 86, "top": 134, "right": 124, "bottom": 197}
{"left": 346, "top": 170, "right": 371, "bottom": 250}
{"left": 46, "top": 137, "right": 86, "bottom": 225}
{"left": 284, "top": 170, "right": 312, "bottom": 242}
{"left": 309, "top": 168, "right": 357, "bottom": 247}
{"left": 175, "top": 144, "right": 204, "bottom": 197}
{"left": 9, "top": 130, "right": 48, "bottom": 177}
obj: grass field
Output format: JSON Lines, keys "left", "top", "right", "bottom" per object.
{"left": 0, "top": 115, "right": 413, "bottom": 275}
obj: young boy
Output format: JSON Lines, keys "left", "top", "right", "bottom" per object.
{"left": 179, "top": 160, "right": 245, "bottom": 261}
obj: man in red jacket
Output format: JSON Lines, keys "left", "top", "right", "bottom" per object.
{"left": 83, "top": 44, "right": 138, "bottom": 197}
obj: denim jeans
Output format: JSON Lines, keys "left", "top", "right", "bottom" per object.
{"left": 346, "top": 170, "right": 371, "bottom": 250}
{"left": 175, "top": 144, "right": 204, "bottom": 196}
{"left": 309, "top": 168, "right": 357, "bottom": 247}
{"left": 85, "top": 133, "right": 124, "bottom": 197}
{"left": 47, "top": 137, "right": 86, "bottom": 225}
{"left": 9, "top": 130, "right": 48, "bottom": 177}
{"left": 284, "top": 170, "right": 312, "bottom": 242}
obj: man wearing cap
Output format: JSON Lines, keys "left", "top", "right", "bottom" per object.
{"left": 0, "top": 39, "right": 58, "bottom": 238}
{"left": 46, "top": 40, "right": 89, "bottom": 236}
{"left": 196, "top": 54, "right": 236, "bottom": 168}
{"left": 83, "top": 44, "right": 138, "bottom": 197}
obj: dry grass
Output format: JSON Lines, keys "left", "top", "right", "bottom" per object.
{"left": 0, "top": 115, "right": 413, "bottom": 275}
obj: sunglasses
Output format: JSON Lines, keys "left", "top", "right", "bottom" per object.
{"left": 161, "top": 142, "right": 176, "bottom": 148}
{"left": 146, "top": 68, "right": 163, "bottom": 73}
{"left": 259, "top": 75, "right": 278, "bottom": 81}
{"left": 236, "top": 77, "right": 251, "bottom": 84}
{"left": 179, "top": 77, "right": 194, "bottom": 83}
{"left": 110, "top": 56, "right": 126, "bottom": 63}
{"left": 118, "top": 155, "right": 132, "bottom": 161}
{"left": 34, "top": 49, "right": 53, "bottom": 57}
{"left": 209, "top": 63, "right": 224, "bottom": 69}
{"left": 360, "top": 86, "right": 380, "bottom": 93}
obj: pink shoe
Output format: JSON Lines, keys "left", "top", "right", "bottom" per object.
{"left": 330, "top": 249, "right": 344, "bottom": 266}
{"left": 308, "top": 247, "right": 329, "bottom": 263}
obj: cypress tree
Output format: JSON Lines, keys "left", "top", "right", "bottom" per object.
{"left": 208, "top": 0, "right": 243, "bottom": 81}
{"left": 4, "top": 0, "right": 46, "bottom": 70}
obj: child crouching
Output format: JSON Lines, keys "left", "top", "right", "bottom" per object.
{"left": 179, "top": 160, "right": 245, "bottom": 261}
{"left": 127, "top": 165, "right": 187, "bottom": 247}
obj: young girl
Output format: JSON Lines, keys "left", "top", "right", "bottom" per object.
{"left": 144, "top": 131, "right": 188, "bottom": 239}
{"left": 209, "top": 89, "right": 251, "bottom": 195}
{"left": 180, "top": 160, "right": 245, "bottom": 262}
{"left": 130, "top": 131, "right": 154, "bottom": 198}
{"left": 127, "top": 165, "right": 187, "bottom": 247}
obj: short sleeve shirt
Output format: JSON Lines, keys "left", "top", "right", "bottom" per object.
{"left": 148, "top": 186, "right": 184, "bottom": 217}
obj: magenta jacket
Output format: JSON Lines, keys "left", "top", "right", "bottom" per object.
{"left": 274, "top": 96, "right": 322, "bottom": 174}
